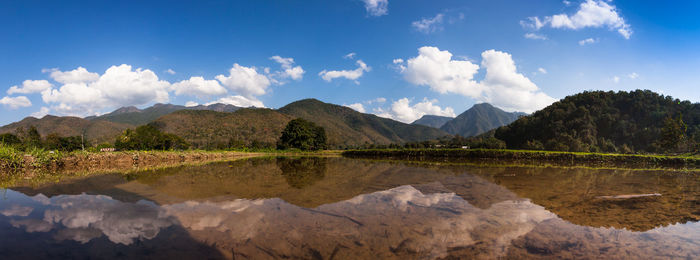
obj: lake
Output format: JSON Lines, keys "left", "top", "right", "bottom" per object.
{"left": 1, "top": 156, "right": 699, "bottom": 259}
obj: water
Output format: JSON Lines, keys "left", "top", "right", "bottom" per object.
{"left": 1, "top": 157, "right": 699, "bottom": 259}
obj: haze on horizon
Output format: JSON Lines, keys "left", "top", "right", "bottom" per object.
{"left": 1, "top": 0, "right": 699, "bottom": 125}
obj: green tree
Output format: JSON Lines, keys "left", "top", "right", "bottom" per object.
{"left": 277, "top": 118, "right": 327, "bottom": 151}
{"left": 0, "top": 133, "right": 21, "bottom": 146}
{"left": 115, "top": 124, "right": 189, "bottom": 151}
{"left": 26, "top": 126, "right": 42, "bottom": 148}
{"left": 657, "top": 114, "right": 688, "bottom": 153}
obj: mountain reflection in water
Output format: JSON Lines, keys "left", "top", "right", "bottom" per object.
{"left": 1, "top": 157, "right": 699, "bottom": 259}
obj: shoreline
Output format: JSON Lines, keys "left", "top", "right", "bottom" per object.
{"left": 1, "top": 150, "right": 342, "bottom": 176}
{"left": 342, "top": 149, "right": 700, "bottom": 170}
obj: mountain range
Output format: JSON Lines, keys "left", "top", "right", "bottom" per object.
{"left": 412, "top": 103, "right": 526, "bottom": 137}
{"left": 85, "top": 103, "right": 241, "bottom": 126}
{"left": 0, "top": 99, "right": 450, "bottom": 148}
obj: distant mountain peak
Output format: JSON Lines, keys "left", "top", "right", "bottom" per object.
{"left": 440, "top": 103, "right": 524, "bottom": 137}
{"left": 112, "top": 106, "right": 141, "bottom": 115}
{"left": 411, "top": 115, "right": 454, "bottom": 129}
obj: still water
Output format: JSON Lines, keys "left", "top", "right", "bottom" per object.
{"left": 1, "top": 157, "right": 699, "bottom": 259}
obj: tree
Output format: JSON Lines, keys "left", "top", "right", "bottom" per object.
{"left": 277, "top": 118, "right": 327, "bottom": 150}
{"left": 656, "top": 114, "right": 688, "bottom": 153}
{"left": 26, "top": 126, "right": 42, "bottom": 148}
{"left": 115, "top": 124, "right": 189, "bottom": 151}
{"left": 0, "top": 133, "right": 21, "bottom": 146}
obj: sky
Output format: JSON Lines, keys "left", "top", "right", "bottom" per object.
{"left": 1, "top": 0, "right": 700, "bottom": 125}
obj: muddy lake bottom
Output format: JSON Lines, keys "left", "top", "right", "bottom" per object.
{"left": 1, "top": 156, "right": 699, "bottom": 259}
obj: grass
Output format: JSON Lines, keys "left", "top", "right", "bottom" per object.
{"left": 342, "top": 148, "right": 700, "bottom": 169}
{"left": 0, "top": 144, "right": 23, "bottom": 173}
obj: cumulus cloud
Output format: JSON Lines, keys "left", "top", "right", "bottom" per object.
{"left": 375, "top": 98, "right": 456, "bottom": 123}
{"left": 40, "top": 65, "right": 170, "bottom": 116}
{"left": 524, "top": 33, "right": 547, "bottom": 40}
{"left": 392, "top": 59, "right": 404, "bottom": 64}
{"left": 185, "top": 101, "right": 199, "bottom": 107}
{"left": 7, "top": 80, "right": 53, "bottom": 95}
{"left": 412, "top": 13, "right": 445, "bottom": 34}
{"left": 206, "top": 95, "right": 264, "bottom": 108}
{"left": 269, "top": 56, "right": 305, "bottom": 81}
{"left": 216, "top": 64, "right": 271, "bottom": 99}
{"left": 170, "top": 76, "right": 227, "bottom": 98}
{"left": 401, "top": 46, "right": 556, "bottom": 113}
{"left": 345, "top": 103, "right": 366, "bottom": 113}
{"left": 319, "top": 60, "right": 371, "bottom": 83}
{"left": 578, "top": 38, "right": 598, "bottom": 45}
{"left": 403, "top": 46, "right": 482, "bottom": 97}
{"left": 522, "top": 0, "right": 632, "bottom": 39}
{"left": 31, "top": 107, "right": 50, "bottom": 118}
{"left": 43, "top": 67, "right": 99, "bottom": 84}
{"left": 0, "top": 96, "right": 32, "bottom": 109}
{"left": 361, "top": 0, "right": 388, "bottom": 16}
{"left": 165, "top": 69, "right": 176, "bottom": 75}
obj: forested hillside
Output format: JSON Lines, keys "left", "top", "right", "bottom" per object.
{"left": 495, "top": 90, "right": 700, "bottom": 153}
{"left": 278, "top": 99, "right": 450, "bottom": 148}
{"left": 150, "top": 109, "right": 293, "bottom": 149}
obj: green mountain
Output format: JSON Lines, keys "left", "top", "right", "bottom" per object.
{"left": 494, "top": 90, "right": 700, "bottom": 153}
{"left": 0, "top": 115, "right": 131, "bottom": 144}
{"left": 440, "top": 103, "right": 525, "bottom": 137}
{"left": 150, "top": 108, "right": 293, "bottom": 149}
{"left": 278, "top": 99, "right": 450, "bottom": 148}
{"left": 411, "top": 115, "right": 454, "bottom": 128}
{"left": 88, "top": 103, "right": 241, "bottom": 125}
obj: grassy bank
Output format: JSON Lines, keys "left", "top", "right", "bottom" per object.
{"left": 342, "top": 149, "right": 700, "bottom": 169}
{"left": 0, "top": 143, "right": 341, "bottom": 177}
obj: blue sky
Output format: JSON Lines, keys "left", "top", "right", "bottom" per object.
{"left": 1, "top": 0, "right": 699, "bottom": 125}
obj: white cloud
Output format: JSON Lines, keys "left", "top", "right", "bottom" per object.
{"left": 628, "top": 72, "right": 639, "bottom": 79}
{"left": 0, "top": 96, "right": 32, "bottom": 109}
{"left": 344, "top": 53, "right": 357, "bottom": 59}
{"left": 361, "top": 0, "right": 388, "bottom": 16}
{"left": 403, "top": 46, "right": 482, "bottom": 97}
{"left": 270, "top": 56, "right": 305, "bottom": 81}
{"left": 520, "top": 17, "right": 546, "bottom": 30}
{"left": 31, "top": 107, "right": 50, "bottom": 118}
{"left": 412, "top": 13, "right": 444, "bottom": 34}
{"left": 578, "top": 38, "right": 598, "bottom": 45}
{"left": 319, "top": 60, "right": 371, "bottom": 83}
{"left": 523, "top": 0, "right": 632, "bottom": 39}
{"left": 43, "top": 67, "right": 99, "bottom": 84}
{"left": 401, "top": 46, "right": 556, "bottom": 113}
{"left": 368, "top": 97, "right": 386, "bottom": 104}
{"left": 345, "top": 103, "right": 366, "bottom": 113}
{"left": 216, "top": 64, "right": 271, "bottom": 99}
{"left": 392, "top": 58, "right": 404, "bottom": 64}
{"left": 170, "top": 76, "right": 227, "bottom": 98}
{"left": 206, "top": 95, "right": 264, "bottom": 108}
{"left": 185, "top": 101, "right": 199, "bottom": 107}
{"left": 613, "top": 76, "right": 620, "bottom": 83}
{"left": 7, "top": 80, "right": 53, "bottom": 95}
{"left": 524, "top": 33, "right": 547, "bottom": 40}
{"left": 41, "top": 65, "right": 170, "bottom": 116}
{"left": 165, "top": 69, "right": 176, "bottom": 75}
{"left": 538, "top": 68, "right": 548, "bottom": 74}
{"left": 376, "top": 98, "right": 456, "bottom": 123}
